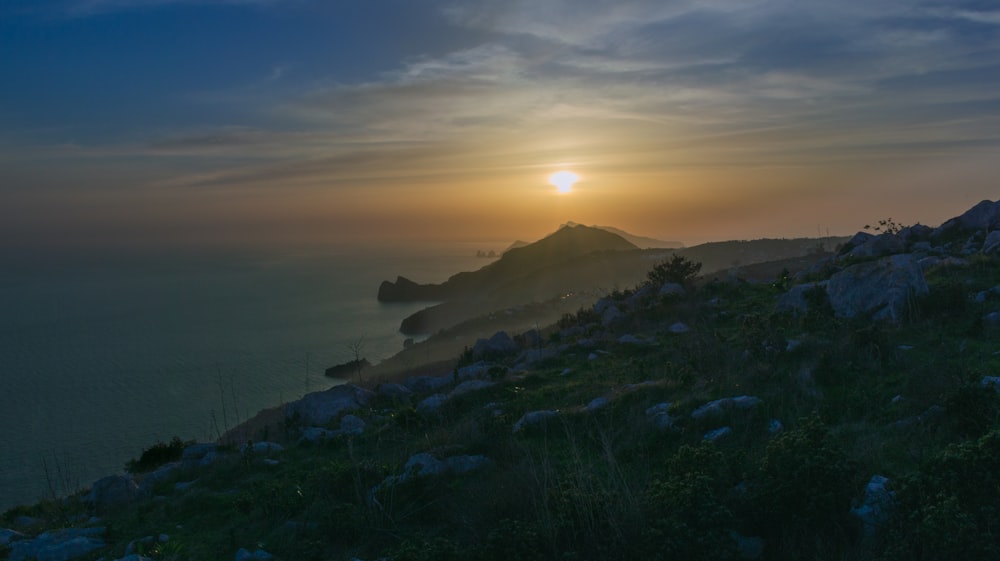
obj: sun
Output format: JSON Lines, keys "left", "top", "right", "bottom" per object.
{"left": 549, "top": 170, "right": 579, "bottom": 194}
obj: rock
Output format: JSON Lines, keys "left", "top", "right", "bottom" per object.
{"left": 376, "top": 383, "right": 412, "bottom": 400}
{"left": 9, "top": 527, "right": 106, "bottom": 561}
{"left": 244, "top": 441, "right": 284, "bottom": 455}
{"left": 983, "top": 230, "right": 1000, "bottom": 254}
{"left": 587, "top": 352, "right": 599, "bottom": 361}
{"left": 659, "top": 282, "right": 686, "bottom": 297}
{"left": 704, "top": 426, "right": 732, "bottom": 441}
{"left": 174, "top": 480, "right": 198, "bottom": 491}
{"left": 115, "top": 555, "right": 155, "bottom": 561}
{"left": 262, "top": 459, "right": 280, "bottom": 466}
{"left": 934, "top": 199, "right": 1000, "bottom": 236}
{"left": 668, "top": 322, "right": 690, "bottom": 334}
{"left": 625, "top": 285, "right": 654, "bottom": 309}
{"left": 593, "top": 297, "right": 615, "bottom": 315}
{"left": 850, "top": 475, "right": 894, "bottom": 541}
{"left": 617, "top": 334, "right": 649, "bottom": 345}
{"left": 691, "top": 396, "right": 762, "bottom": 420}
{"left": 980, "top": 376, "right": 1000, "bottom": 391}
{"left": 299, "top": 426, "right": 336, "bottom": 443}
{"left": 417, "top": 393, "right": 448, "bottom": 414}
{"left": 403, "top": 375, "right": 454, "bottom": 394}
{"left": 826, "top": 254, "right": 928, "bottom": 323}
{"left": 87, "top": 475, "right": 137, "bottom": 514}
{"left": 339, "top": 414, "right": 366, "bottom": 435}
{"left": 775, "top": 282, "right": 826, "bottom": 315}
{"left": 730, "top": 530, "right": 765, "bottom": 560}
{"left": 601, "top": 305, "right": 623, "bottom": 326}
{"left": 645, "top": 403, "right": 674, "bottom": 430}
{"left": 521, "top": 329, "right": 544, "bottom": 347}
{"left": 984, "top": 311, "right": 1000, "bottom": 326}
{"left": 285, "top": 384, "right": 375, "bottom": 426}
{"left": 137, "top": 462, "right": 180, "bottom": 496}
{"left": 472, "top": 331, "right": 517, "bottom": 359}
{"left": 450, "top": 380, "right": 496, "bottom": 398}
{"left": 1, "top": 528, "right": 26, "bottom": 545}
{"left": 378, "top": 453, "right": 493, "bottom": 490}
{"left": 235, "top": 547, "right": 274, "bottom": 561}
{"left": 456, "top": 361, "right": 493, "bottom": 381}
{"left": 513, "top": 410, "right": 559, "bottom": 433}
{"left": 840, "top": 231, "right": 874, "bottom": 254}
{"left": 181, "top": 443, "right": 218, "bottom": 462}
{"left": 897, "top": 224, "right": 933, "bottom": 245}
{"left": 845, "top": 232, "right": 905, "bottom": 259}
{"left": 514, "top": 348, "right": 558, "bottom": 367}
{"left": 125, "top": 535, "right": 156, "bottom": 555}
{"left": 585, "top": 397, "right": 610, "bottom": 412}
{"left": 767, "top": 419, "right": 784, "bottom": 435}
{"left": 12, "top": 516, "right": 44, "bottom": 531}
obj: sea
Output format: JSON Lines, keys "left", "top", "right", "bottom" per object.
{"left": 0, "top": 243, "right": 490, "bottom": 512}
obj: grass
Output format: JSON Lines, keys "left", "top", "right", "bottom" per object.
{"left": 4, "top": 253, "right": 1000, "bottom": 561}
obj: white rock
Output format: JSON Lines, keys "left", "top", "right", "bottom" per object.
{"left": 513, "top": 410, "right": 558, "bottom": 433}
{"left": 668, "top": 322, "right": 690, "bottom": 334}
{"left": 704, "top": 426, "right": 732, "bottom": 441}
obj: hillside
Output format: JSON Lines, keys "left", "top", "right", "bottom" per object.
{"left": 378, "top": 224, "right": 639, "bottom": 302}
{"left": 4, "top": 201, "right": 1000, "bottom": 561}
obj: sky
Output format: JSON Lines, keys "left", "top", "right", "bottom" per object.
{"left": 2, "top": 0, "right": 999, "bottom": 250}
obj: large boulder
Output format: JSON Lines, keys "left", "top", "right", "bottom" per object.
{"left": 86, "top": 475, "right": 137, "bottom": 515}
{"left": 982, "top": 230, "right": 1000, "bottom": 254}
{"left": 776, "top": 282, "right": 827, "bottom": 315}
{"left": 826, "top": 254, "right": 928, "bottom": 323}
{"left": 844, "top": 233, "right": 905, "bottom": 259}
{"left": 9, "top": 527, "right": 106, "bottom": 561}
{"left": 285, "top": 384, "right": 374, "bottom": 426}
{"left": 850, "top": 475, "right": 894, "bottom": 541}
{"left": 472, "top": 331, "right": 517, "bottom": 359}
{"left": 934, "top": 199, "right": 1000, "bottom": 236}
{"left": 691, "top": 396, "right": 762, "bottom": 420}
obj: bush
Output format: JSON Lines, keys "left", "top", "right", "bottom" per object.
{"left": 744, "top": 415, "right": 856, "bottom": 556}
{"left": 880, "top": 430, "right": 1000, "bottom": 561}
{"left": 126, "top": 436, "right": 190, "bottom": 474}
{"left": 642, "top": 444, "right": 738, "bottom": 561}
{"left": 648, "top": 255, "right": 702, "bottom": 288}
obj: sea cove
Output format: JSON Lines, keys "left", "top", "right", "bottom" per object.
{"left": 0, "top": 244, "right": 488, "bottom": 511}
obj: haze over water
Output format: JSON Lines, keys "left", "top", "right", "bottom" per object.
{"left": 0, "top": 243, "right": 488, "bottom": 511}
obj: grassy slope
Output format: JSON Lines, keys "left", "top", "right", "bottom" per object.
{"left": 4, "top": 251, "right": 1000, "bottom": 561}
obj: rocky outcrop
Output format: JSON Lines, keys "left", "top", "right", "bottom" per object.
{"left": 850, "top": 475, "right": 894, "bottom": 541}
{"left": 86, "top": 475, "right": 137, "bottom": 515}
{"left": 983, "top": 230, "right": 1000, "bottom": 254}
{"left": 285, "top": 384, "right": 374, "bottom": 426}
{"left": 471, "top": 331, "right": 517, "bottom": 359}
{"left": 826, "top": 254, "right": 928, "bottom": 322}
{"left": 8, "top": 527, "right": 106, "bottom": 561}
{"left": 776, "top": 282, "right": 827, "bottom": 315}
{"left": 513, "top": 410, "right": 559, "bottom": 433}
{"left": 934, "top": 199, "right": 1000, "bottom": 236}
{"left": 844, "top": 233, "right": 905, "bottom": 259}
{"left": 691, "top": 396, "right": 762, "bottom": 420}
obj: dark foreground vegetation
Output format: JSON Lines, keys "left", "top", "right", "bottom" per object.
{"left": 4, "top": 203, "right": 1000, "bottom": 561}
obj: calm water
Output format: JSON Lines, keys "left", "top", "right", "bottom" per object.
{"left": 0, "top": 244, "right": 488, "bottom": 511}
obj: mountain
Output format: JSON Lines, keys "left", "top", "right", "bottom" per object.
{"left": 378, "top": 224, "right": 639, "bottom": 302}
{"left": 563, "top": 221, "right": 684, "bottom": 249}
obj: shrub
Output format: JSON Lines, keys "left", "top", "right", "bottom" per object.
{"left": 126, "top": 436, "right": 190, "bottom": 474}
{"left": 642, "top": 444, "right": 738, "bottom": 561}
{"left": 744, "top": 415, "right": 856, "bottom": 556}
{"left": 648, "top": 255, "right": 702, "bottom": 288}
{"left": 880, "top": 430, "right": 1000, "bottom": 561}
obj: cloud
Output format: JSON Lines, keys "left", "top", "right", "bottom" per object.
{"left": 64, "top": 0, "right": 282, "bottom": 16}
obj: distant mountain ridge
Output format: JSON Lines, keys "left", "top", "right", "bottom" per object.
{"left": 561, "top": 222, "right": 684, "bottom": 249}
{"left": 378, "top": 224, "right": 638, "bottom": 303}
